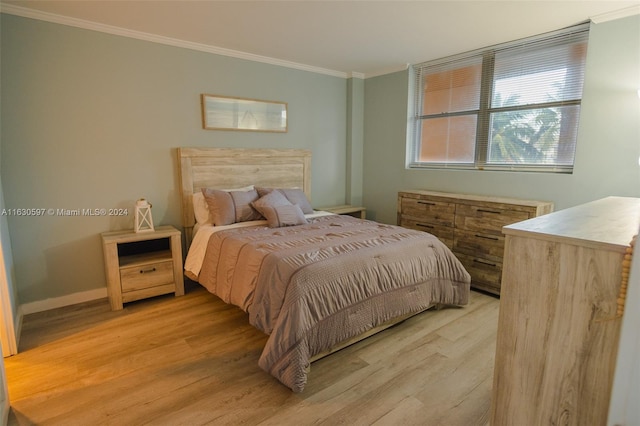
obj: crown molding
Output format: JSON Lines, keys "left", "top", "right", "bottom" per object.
{"left": 590, "top": 5, "right": 640, "bottom": 24}
{"left": 0, "top": 3, "right": 349, "bottom": 79}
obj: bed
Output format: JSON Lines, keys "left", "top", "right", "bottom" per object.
{"left": 178, "top": 147, "right": 470, "bottom": 392}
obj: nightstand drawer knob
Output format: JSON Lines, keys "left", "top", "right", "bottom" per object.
{"left": 140, "top": 267, "right": 157, "bottom": 274}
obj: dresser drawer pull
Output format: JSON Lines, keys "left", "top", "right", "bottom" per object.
{"left": 473, "top": 259, "right": 497, "bottom": 267}
{"left": 477, "top": 209, "right": 501, "bottom": 215}
{"left": 475, "top": 234, "right": 499, "bottom": 241}
{"left": 139, "top": 267, "right": 157, "bottom": 274}
{"left": 417, "top": 223, "right": 434, "bottom": 229}
{"left": 417, "top": 201, "right": 436, "bottom": 206}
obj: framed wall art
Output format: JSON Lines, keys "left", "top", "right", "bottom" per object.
{"left": 201, "top": 94, "right": 288, "bottom": 132}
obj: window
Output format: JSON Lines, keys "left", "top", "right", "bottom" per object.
{"left": 410, "top": 23, "right": 589, "bottom": 173}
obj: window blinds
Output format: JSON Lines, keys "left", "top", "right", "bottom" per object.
{"left": 411, "top": 22, "right": 590, "bottom": 172}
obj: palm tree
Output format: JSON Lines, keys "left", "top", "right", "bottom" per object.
{"left": 489, "top": 94, "right": 560, "bottom": 164}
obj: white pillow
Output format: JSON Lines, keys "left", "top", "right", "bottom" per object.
{"left": 192, "top": 185, "right": 254, "bottom": 224}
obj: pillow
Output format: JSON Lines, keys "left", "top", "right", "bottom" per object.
{"left": 252, "top": 191, "right": 308, "bottom": 228}
{"left": 192, "top": 192, "right": 211, "bottom": 224}
{"left": 265, "top": 204, "right": 308, "bottom": 228}
{"left": 252, "top": 189, "right": 291, "bottom": 212}
{"left": 255, "top": 187, "right": 314, "bottom": 214}
{"left": 193, "top": 185, "right": 254, "bottom": 224}
{"left": 202, "top": 188, "right": 262, "bottom": 226}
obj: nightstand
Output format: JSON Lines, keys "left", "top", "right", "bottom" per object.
{"left": 319, "top": 205, "right": 366, "bottom": 219}
{"left": 101, "top": 225, "right": 184, "bottom": 311}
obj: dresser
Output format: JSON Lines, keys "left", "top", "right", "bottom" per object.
{"left": 397, "top": 190, "right": 553, "bottom": 295}
{"left": 490, "top": 197, "right": 640, "bottom": 425}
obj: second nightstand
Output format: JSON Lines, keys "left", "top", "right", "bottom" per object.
{"left": 101, "top": 225, "right": 184, "bottom": 311}
{"left": 319, "top": 205, "right": 366, "bottom": 219}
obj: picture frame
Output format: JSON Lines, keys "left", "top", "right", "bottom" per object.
{"left": 201, "top": 94, "right": 288, "bottom": 133}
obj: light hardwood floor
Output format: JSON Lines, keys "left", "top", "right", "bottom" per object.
{"left": 6, "top": 283, "right": 499, "bottom": 425}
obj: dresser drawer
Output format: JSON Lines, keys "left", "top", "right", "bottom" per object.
{"left": 454, "top": 252, "right": 502, "bottom": 294}
{"left": 120, "top": 260, "right": 174, "bottom": 292}
{"left": 400, "top": 218, "right": 454, "bottom": 248}
{"left": 400, "top": 197, "right": 455, "bottom": 227}
{"left": 454, "top": 228, "right": 504, "bottom": 262}
{"left": 455, "top": 204, "right": 530, "bottom": 234}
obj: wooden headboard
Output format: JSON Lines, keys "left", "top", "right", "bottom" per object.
{"left": 177, "top": 147, "right": 311, "bottom": 244}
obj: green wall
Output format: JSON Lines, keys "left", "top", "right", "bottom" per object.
{"left": 363, "top": 15, "right": 640, "bottom": 224}
{"left": 2, "top": 11, "right": 639, "bottom": 307}
{"left": 0, "top": 14, "right": 351, "bottom": 304}
{"left": 347, "top": 77, "right": 365, "bottom": 206}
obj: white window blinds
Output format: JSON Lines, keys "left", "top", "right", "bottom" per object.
{"left": 411, "top": 23, "right": 590, "bottom": 173}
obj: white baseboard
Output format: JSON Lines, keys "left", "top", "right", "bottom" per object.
{"left": 20, "top": 288, "right": 108, "bottom": 315}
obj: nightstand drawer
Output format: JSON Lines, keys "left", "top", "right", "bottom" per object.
{"left": 120, "top": 260, "right": 174, "bottom": 292}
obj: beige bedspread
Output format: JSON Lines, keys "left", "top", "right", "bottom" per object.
{"left": 197, "top": 215, "right": 470, "bottom": 392}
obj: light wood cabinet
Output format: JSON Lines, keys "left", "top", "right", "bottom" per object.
{"left": 319, "top": 205, "right": 366, "bottom": 219}
{"left": 397, "top": 190, "right": 553, "bottom": 295}
{"left": 101, "top": 225, "right": 184, "bottom": 311}
{"left": 490, "top": 196, "right": 640, "bottom": 425}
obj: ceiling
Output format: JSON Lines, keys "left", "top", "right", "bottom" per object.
{"left": 2, "top": 0, "right": 639, "bottom": 78}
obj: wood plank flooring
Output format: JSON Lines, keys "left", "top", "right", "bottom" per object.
{"left": 6, "top": 283, "right": 499, "bottom": 425}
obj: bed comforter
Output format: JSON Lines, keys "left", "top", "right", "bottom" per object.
{"left": 196, "top": 215, "right": 470, "bottom": 392}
